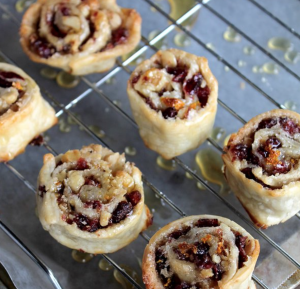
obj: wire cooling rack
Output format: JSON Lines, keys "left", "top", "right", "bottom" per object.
{"left": 0, "top": 0, "right": 300, "bottom": 288}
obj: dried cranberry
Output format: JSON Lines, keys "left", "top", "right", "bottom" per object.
{"left": 195, "top": 253, "right": 214, "bottom": 269}
{"left": 241, "top": 168, "right": 255, "bottom": 180}
{"left": 111, "top": 201, "right": 133, "bottom": 223}
{"left": 51, "top": 24, "right": 67, "bottom": 38}
{"left": 102, "top": 28, "right": 128, "bottom": 51}
{"left": 248, "top": 153, "right": 259, "bottom": 165}
{"left": 257, "top": 118, "right": 277, "bottom": 130}
{"left": 111, "top": 28, "right": 128, "bottom": 46}
{"left": 84, "top": 200, "right": 101, "bottom": 210}
{"left": 144, "top": 96, "right": 158, "bottom": 111}
{"left": 235, "top": 233, "right": 248, "bottom": 268}
{"left": 71, "top": 214, "right": 100, "bottom": 232}
{"left": 183, "top": 73, "right": 210, "bottom": 107}
{"left": 273, "top": 161, "right": 290, "bottom": 175}
{"left": 212, "top": 263, "right": 223, "bottom": 281}
{"left": 257, "top": 146, "right": 269, "bottom": 158}
{"left": 266, "top": 137, "right": 281, "bottom": 149}
{"left": 29, "top": 135, "right": 44, "bottom": 146}
{"left": 155, "top": 249, "right": 167, "bottom": 273}
{"left": 168, "top": 226, "right": 191, "bottom": 240}
{"left": 30, "top": 36, "right": 56, "bottom": 59}
{"left": 279, "top": 117, "right": 300, "bottom": 135}
{"left": 196, "top": 218, "right": 219, "bottom": 228}
{"left": 166, "top": 67, "right": 187, "bottom": 83}
{"left": 85, "top": 177, "right": 100, "bottom": 187}
{"left": 195, "top": 242, "right": 210, "bottom": 255}
{"left": 75, "top": 158, "right": 89, "bottom": 170}
{"left": 61, "top": 6, "right": 71, "bottom": 16}
{"left": 0, "top": 71, "right": 24, "bottom": 88}
{"left": 38, "top": 185, "right": 46, "bottom": 197}
{"left": 162, "top": 107, "right": 177, "bottom": 119}
{"left": 230, "top": 144, "right": 250, "bottom": 161}
{"left": 126, "top": 190, "right": 141, "bottom": 207}
{"left": 132, "top": 74, "right": 140, "bottom": 84}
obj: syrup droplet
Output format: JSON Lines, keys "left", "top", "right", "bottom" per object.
{"left": 59, "top": 118, "right": 71, "bottom": 133}
{"left": 243, "top": 46, "right": 255, "bottom": 55}
{"left": 262, "top": 62, "right": 279, "bottom": 74}
{"left": 197, "top": 181, "right": 206, "bottom": 190}
{"left": 210, "top": 127, "right": 226, "bottom": 142}
{"left": 284, "top": 100, "right": 297, "bottom": 111}
{"left": 40, "top": 67, "right": 58, "bottom": 79}
{"left": 105, "top": 77, "right": 116, "bottom": 85}
{"left": 224, "top": 66, "right": 230, "bottom": 72}
{"left": 206, "top": 43, "right": 215, "bottom": 51}
{"left": 223, "top": 27, "right": 241, "bottom": 42}
{"left": 15, "top": 0, "right": 34, "bottom": 12}
{"left": 67, "top": 113, "right": 81, "bottom": 125}
{"left": 173, "top": 33, "right": 191, "bottom": 47}
{"left": 88, "top": 125, "right": 105, "bottom": 138}
{"left": 113, "top": 265, "right": 140, "bottom": 289}
{"left": 56, "top": 71, "right": 80, "bottom": 88}
{"left": 99, "top": 258, "right": 113, "bottom": 271}
{"left": 284, "top": 50, "right": 300, "bottom": 64}
{"left": 268, "top": 37, "right": 292, "bottom": 51}
{"left": 113, "top": 100, "right": 122, "bottom": 107}
{"left": 168, "top": 0, "right": 199, "bottom": 30}
{"left": 156, "top": 156, "right": 177, "bottom": 171}
{"left": 125, "top": 146, "right": 137, "bottom": 156}
{"left": 71, "top": 250, "right": 94, "bottom": 263}
{"left": 148, "top": 30, "right": 168, "bottom": 50}
{"left": 2, "top": 13, "right": 10, "bottom": 20}
{"left": 223, "top": 134, "right": 232, "bottom": 146}
{"left": 252, "top": 65, "right": 262, "bottom": 73}
{"left": 121, "top": 46, "right": 145, "bottom": 66}
{"left": 195, "top": 148, "right": 230, "bottom": 195}
{"left": 240, "top": 82, "right": 245, "bottom": 90}
{"left": 185, "top": 171, "right": 194, "bottom": 179}
{"left": 238, "top": 60, "right": 247, "bottom": 67}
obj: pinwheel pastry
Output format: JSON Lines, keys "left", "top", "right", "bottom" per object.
{"left": 37, "top": 144, "right": 152, "bottom": 253}
{"left": 127, "top": 49, "right": 218, "bottom": 159}
{"left": 0, "top": 63, "right": 57, "bottom": 162}
{"left": 143, "top": 215, "right": 260, "bottom": 289}
{"left": 223, "top": 109, "right": 300, "bottom": 228}
{"left": 20, "top": 0, "right": 141, "bottom": 75}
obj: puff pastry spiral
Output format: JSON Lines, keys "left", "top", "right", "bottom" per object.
{"left": 0, "top": 63, "right": 57, "bottom": 162}
{"left": 20, "top": 0, "right": 141, "bottom": 75}
{"left": 143, "top": 215, "right": 260, "bottom": 289}
{"left": 223, "top": 109, "right": 300, "bottom": 228}
{"left": 127, "top": 49, "right": 218, "bottom": 159}
{"left": 37, "top": 144, "right": 152, "bottom": 253}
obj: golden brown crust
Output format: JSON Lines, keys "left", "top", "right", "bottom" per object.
{"left": 20, "top": 0, "right": 141, "bottom": 75}
{"left": 223, "top": 109, "right": 300, "bottom": 227}
{"left": 127, "top": 49, "right": 218, "bottom": 159}
{"left": 142, "top": 215, "right": 259, "bottom": 289}
{"left": 37, "top": 144, "right": 152, "bottom": 254}
{"left": 0, "top": 63, "right": 57, "bottom": 162}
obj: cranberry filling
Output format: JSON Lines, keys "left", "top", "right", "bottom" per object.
{"left": 29, "top": 135, "right": 44, "bottom": 146}
{"left": 67, "top": 213, "right": 100, "bottom": 232}
{"left": 279, "top": 117, "right": 300, "bottom": 135}
{"left": 111, "top": 201, "right": 133, "bottom": 223}
{"left": 257, "top": 118, "right": 277, "bottom": 130}
{"left": 266, "top": 137, "right": 281, "bottom": 149}
{"left": 126, "top": 190, "right": 141, "bottom": 207}
{"left": 75, "top": 158, "right": 89, "bottom": 170}
{"left": 183, "top": 73, "right": 210, "bottom": 108}
{"left": 196, "top": 218, "right": 219, "bottom": 228}
{"left": 85, "top": 177, "right": 101, "bottom": 187}
{"left": 234, "top": 232, "right": 248, "bottom": 268}
{"left": 30, "top": 35, "right": 56, "bottom": 59}
{"left": 38, "top": 185, "right": 46, "bottom": 198}
{"left": 168, "top": 226, "right": 191, "bottom": 240}
{"left": 162, "top": 107, "right": 177, "bottom": 119}
{"left": 132, "top": 74, "right": 140, "bottom": 85}
{"left": 84, "top": 200, "right": 101, "bottom": 210}
{"left": 0, "top": 71, "right": 24, "bottom": 88}
{"left": 102, "top": 28, "right": 128, "bottom": 51}
{"left": 166, "top": 67, "right": 187, "bottom": 83}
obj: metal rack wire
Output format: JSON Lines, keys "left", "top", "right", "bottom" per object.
{"left": 0, "top": 0, "right": 300, "bottom": 288}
